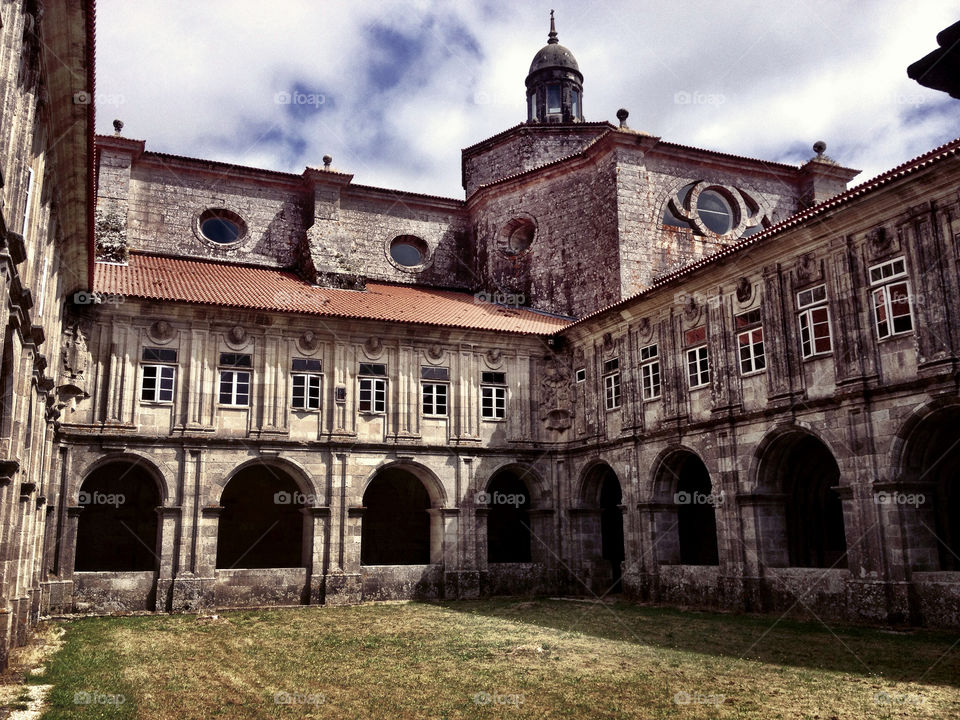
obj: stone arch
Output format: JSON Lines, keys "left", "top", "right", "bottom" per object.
{"left": 483, "top": 461, "right": 548, "bottom": 507}
{"left": 212, "top": 456, "right": 321, "bottom": 507}
{"left": 73, "top": 452, "right": 171, "bottom": 506}
{"left": 649, "top": 446, "right": 719, "bottom": 566}
{"left": 360, "top": 460, "right": 447, "bottom": 509}
{"left": 482, "top": 463, "right": 549, "bottom": 564}
{"left": 577, "top": 461, "right": 625, "bottom": 592}
{"left": 754, "top": 425, "right": 846, "bottom": 568}
{"left": 361, "top": 462, "right": 442, "bottom": 566}
{"left": 74, "top": 457, "right": 164, "bottom": 572}
{"left": 215, "top": 461, "right": 308, "bottom": 569}
{"left": 890, "top": 398, "right": 960, "bottom": 571}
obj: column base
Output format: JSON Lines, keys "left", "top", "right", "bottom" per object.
{"left": 323, "top": 573, "right": 362, "bottom": 606}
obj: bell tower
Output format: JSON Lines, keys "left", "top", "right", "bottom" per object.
{"left": 525, "top": 11, "right": 584, "bottom": 124}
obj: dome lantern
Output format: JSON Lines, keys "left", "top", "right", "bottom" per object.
{"left": 525, "top": 10, "right": 584, "bottom": 124}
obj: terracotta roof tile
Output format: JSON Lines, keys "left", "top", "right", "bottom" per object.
{"left": 94, "top": 253, "right": 571, "bottom": 335}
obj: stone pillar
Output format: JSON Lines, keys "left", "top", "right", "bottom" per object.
{"left": 59, "top": 505, "right": 83, "bottom": 608}
{"left": 155, "top": 506, "right": 181, "bottom": 612}
{"left": 325, "top": 505, "right": 363, "bottom": 606}
{"left": 304, "top": 506, "right": 330, "bottom": 604}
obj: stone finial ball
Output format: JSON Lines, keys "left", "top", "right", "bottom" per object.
{"left": 813, "top": 140, "right": 827, "bottom": 155}
{"left": 322, "top": 155, "right": 333, "bottom": 167}
{"left": 113, "top": 119, "right": 124, "bottom": 133}
{"left": 616, "top": 108, "right": 629, "bottom": 122}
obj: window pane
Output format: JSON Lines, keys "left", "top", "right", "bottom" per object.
{"left": 547, "top": 84, "right": 561, "bottom": 113}
{"left": 219, "top": 372, "right": 233, "bottom": 404}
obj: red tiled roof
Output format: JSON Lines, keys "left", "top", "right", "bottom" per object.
{"left": 94, "top": 253, "right": 570, "bottom": 335}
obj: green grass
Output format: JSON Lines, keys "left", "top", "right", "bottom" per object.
{"left": 30, "top": 599, "right": 960, "bottom": 719}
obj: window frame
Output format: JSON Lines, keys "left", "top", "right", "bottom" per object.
{"left": 480, "top": 384, "right": 506, "bottom": 421}
{"left": 639, "top": 344, "right": 661, "bottom": 401}
{"left": 869, "top": 258, "right": 913, "bottom": 340}
{"left": 358, "top": 376, "right": 387, "bottom": 414}
{"left": 686, "top": 345, "right": 710, "bottom": 389}
{"left": 218, "top": 369, "right": 251, "bottom": 407}
{"left": 140, "top": 364, "right": 176, "bottom": 404}
{"left": 796, "top": 284, "right": 833, "bottom": 358}
{"left": 603, "top": 369, "right": 622, "bottom": 410}
{"left": 422, "top": 381, "right": 449, "bottom": 417}
{"left": 737, "top": 327, "right": 766, "bottom": 375}
{"left": 291, "top": 373, "right": 322, "bottom": 411}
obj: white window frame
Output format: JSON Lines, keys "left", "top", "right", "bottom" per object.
{"left": 358, "top": 376, "right": 387, "bottom": 414}
{"left": 639, "top": 344, "right": 660, "bottom": 400}
{"left": 574, "top": 368, "right": 586, "bottom": 383}
{"left": 737, "top": 327, "right": 766, "bottom": 375}
{"left": 292, "top": 373, "right": 322, "bottom": 410}
{"left": 604, "top": 371, "right": 621, "bottom": 410}
{"left": 422, "top": 382, "right": 448, "bottom": 417}
{"left": 687, "top": 345, "right": 710, "bottom": 389}
{"left": 797, "top": 284, "right": 832, "bottom": 358}
{"left": 481, "top": 385, "right": 506, "bottom": 420}
{"left": 869, "top": 258, "right": 913, "bottom": 340}
{"left": 219, "top": 370, "right": 251, "bottom": 407}
{"left": 141, "top": 364, "right": 175, "bottom": 404}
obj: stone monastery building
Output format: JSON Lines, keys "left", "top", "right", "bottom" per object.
{"left": 1, "top": 2, "right": 959, "bottom": 666}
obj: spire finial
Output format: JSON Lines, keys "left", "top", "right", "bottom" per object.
{"left": 548, "top": 9, "right": 558, "bottom": 44}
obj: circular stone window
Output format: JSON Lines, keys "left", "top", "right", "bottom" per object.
{"left": 696, "top": 190, "right": 733, "bottom": 235}
{"left": 197, "top": 208, "right": 246, "bottom": 245}
{"left": 499, "top": 217, "right": 536, "bottom": 256}
{"left": 389, "top": 235, "right": 428, "bottom": 268}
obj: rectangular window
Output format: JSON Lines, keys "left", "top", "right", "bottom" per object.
{"left": 687, "top": 346, "right": 710, "bottom": 388}
{"left": 141, "top": 365, "right": 175, "bottom": 403}
{"left": 797, "top": 285, "right": 832, "bottom": 358}
{"left": 869, "top": 258, "right": 913, "bottom": 339}
{"left": 292, "top": 357, "right": 322, "bottom": 373}
{"left": 735, "top": 308, "right": 762, "bottom": 329}
{"left": 359, "top": 377, "right": 386, "bottom": 414}
{"left": 547, "top": 84, "right": 562, "bottom": 114}
{"left": 574, "top": 368, "right": 586, "bottom": 383}
{"left": 143, "top": 347, "right": 178, "bottom": 363}
{"left": 603, "top": 358, "right": 619, "bottom": 374}
{"left": 219, "top": 370, "right": 250, "bottom": 406}
{"left": 481, "top": 371, "right": 505, "bottom": 384}
{"left": 604, "top": 371, "right": 621, "bottom": 410}
{"left": 684, "top": 326, "right": 707, "bottom": 346}
{"left": 359, "top": 362, "right": 386, "bottom": 376}
{"left": 422, "top": 382, "right": 448, "bottom": 416}
{"left": 639, "top": 344, "right": 660, "bottom": 400}
{"left": 571, "top": 89, "right": 581, "bottom": 118}
{"left": 292, "top": 373, "right": 321, "bottom": 410}
{"left": 481, "top": 385, "right": 506, "bottom": 420}
{"left": 219, "top": 353, "right": 252, "bottom": 368}
{"left": 738, "top": 328, "right": 766, "bottom": 374}
{"left": 421, "top": 366, "right": 449, "bottom": 381}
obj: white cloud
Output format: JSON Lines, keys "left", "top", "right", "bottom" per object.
{"left": 95, "top": 0, "right": 959, "bottom": 197}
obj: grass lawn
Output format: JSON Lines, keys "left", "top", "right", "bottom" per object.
{"left": 22, "top": 598, "right": 960, "bottom": 719}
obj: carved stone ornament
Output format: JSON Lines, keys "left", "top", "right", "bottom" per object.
{"left": 867, "top": 226, "right": 889, "bottom": 252}
{"left": 148, "top": 320, "right": 174, "bottom": 343}
{"left": 795, "top": 252, "right": 816, "bottom": 284}
{"left": 637, "top": 316, "right": 652, "bottom": 339}
{"left": 735, "top": 277, "right": 752, "bottom": 304}
{"left": 61, "top": 324, "right": 88, "bottom": 381}
{"left": 539, "top": 355, "right": 574, "bottom": 431}
{"left": 683, "top": 295, "right": 700, "bottom": 322}
{"left": 602, "top": 332, "right": 614, "bottom": 353}
{"left": 485, "top": 348, "right": 503, "bottom": 368}
{"left": 364, "top": 336, "right": 383, "bottom": 358}
{"left": 427, "top": 343, "right": 444, "bottom": 361}
{"left": 227, "top": 325, "right": 247, "bottom": 346}
{"left": 298, "top": 330, "right": 318, "bottom": 353}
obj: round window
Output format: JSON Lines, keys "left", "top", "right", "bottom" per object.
{"left": 499, "top": 217, "right": 536, "bottom": 256}
{"left": 389, "top": 235, "right": 428, "bottom": 268}
{"left": 697, "top": 190, "right": 733, "bottom": 235}
{"left": 198, "top": 209, "right": 246, "bottom": 245}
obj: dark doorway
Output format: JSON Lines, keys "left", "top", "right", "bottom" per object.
{"left": 487, "top": 471, "right": 532, "bottom": 563}
{"left": 361, "top": 468, "right": 431, "bottom": 565}
{"left": 675, "top": 453, "right": 720, "bottom": 566}
{"left": 778, "top": 435, "right": 846, "bottom": 568}
{"left": 216, "top": 465, "right": 305, "bottom": 569}
{"left": 75, "top": 463, "right": 160, "bottom": 572}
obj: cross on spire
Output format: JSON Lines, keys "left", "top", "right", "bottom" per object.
{"left": 548, "top": 9, "right": 558, "bottom": 44}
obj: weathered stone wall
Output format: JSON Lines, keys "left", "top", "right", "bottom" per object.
{"left": 462, "top": 124, "right": 611, "bottom": 197}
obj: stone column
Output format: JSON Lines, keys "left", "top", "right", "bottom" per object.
{"left": 155, "top": 506, "right": 181, "bottom": 612}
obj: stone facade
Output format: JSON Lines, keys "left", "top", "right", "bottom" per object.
{"left": 0, "top": 0, "right": 93, "bottom": 667}
{"left": 2, "top": 7, "right": 960, "bottom": 667}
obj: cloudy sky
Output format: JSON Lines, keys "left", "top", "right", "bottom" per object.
{"left": 95, "top": 1, "right": 958, "bottom": 199}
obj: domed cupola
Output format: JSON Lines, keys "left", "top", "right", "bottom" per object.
{"left": 525, "top": 11, "right": 584, "bottom": 124}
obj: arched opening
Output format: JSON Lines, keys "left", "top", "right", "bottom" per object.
{"left": 361, "top": 468, "right": 431, "bottom": 565}
{"left": 675, "top": 454, "right": 720, "bottom": 566}
{"left": 581, "top": 464, "right": 625, "bottom": 591}
{"left": 487, "top": 470, "right": 532, "bottom": 563}
{"left": 216, "top": 465, "right": 305, "bottom": 569}
{"left": 757, "top": 431, "right": 846, "bottom": 569}
{"left": 900, "top": 406, "right": 960, "bottom": 570}
{"left": 75, "top": 462, "right": 160, "bottom": 572}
